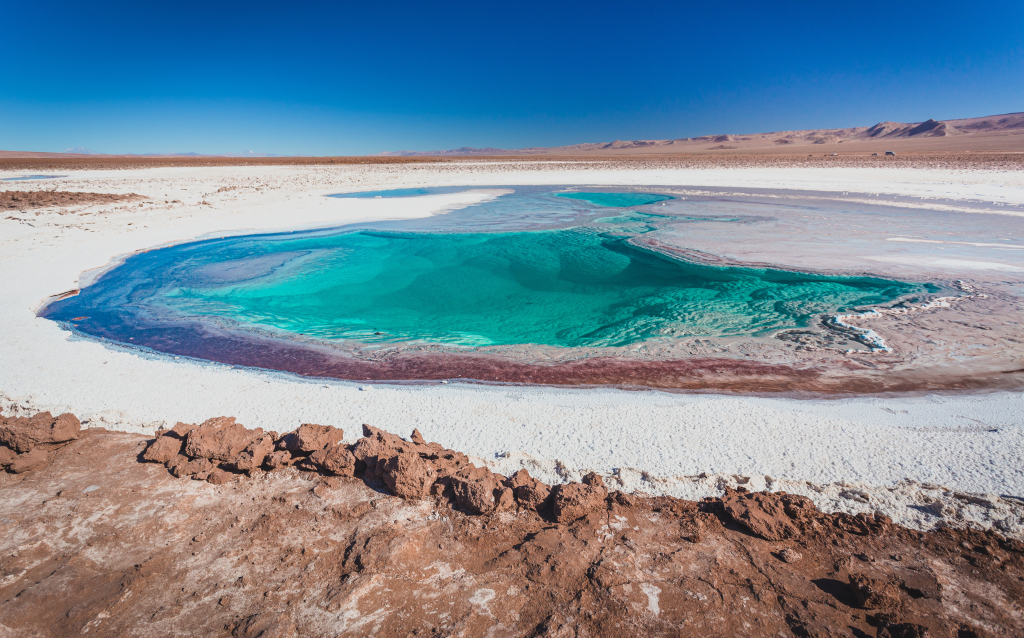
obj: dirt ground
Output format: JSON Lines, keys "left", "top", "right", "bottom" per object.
{"left": 0, "top": 414, "right": 1021, "bottom": 637}
{"left": 0, "top": 191, "right": 139, "bottom": 211}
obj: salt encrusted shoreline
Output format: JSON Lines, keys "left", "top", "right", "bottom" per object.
{"left": 1, "top": 161, "right": 1023, "bottom": 534}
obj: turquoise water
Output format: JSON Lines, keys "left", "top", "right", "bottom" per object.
{"left": 556, "top": 192, "right": 673, "bottom": 207}
{"left": 338, "top": 187, "right": 440, "bottom": 198}
{"left": 43, "top": 187, "right": 930, "bottom": 358}
{"left": 49, "top": 227, "right": 923, "bottom": 349}
{"left": 331, "top": 189, "right": 672, "bottom": 205}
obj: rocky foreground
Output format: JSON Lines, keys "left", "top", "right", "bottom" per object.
{"left": 0, "top": 413, "right": 1021, "bottom": 637}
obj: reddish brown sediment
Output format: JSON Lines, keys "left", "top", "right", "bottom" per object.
{"left": 1, "top": 412, "right": 1022, "bottom": 636}
{"left": 281, "top": 351, "right": 1023, "bottom": 393}
{"left": 0, "top": 190, "right": 139, "bottom": 210}
{"left": 99, "top": 324, "right": 1024, "bottom": 393}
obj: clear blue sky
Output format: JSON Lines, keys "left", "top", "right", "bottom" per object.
{"left": 3, "top": 0, "right": 1022, "bottom": 155}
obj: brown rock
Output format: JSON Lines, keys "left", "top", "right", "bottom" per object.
{"left": 0, "top": 412, "right": 80, "bottom": 453}
{"left": 381, "top": 452, "right": 437, "bottom": 499}
{"left": 510, "top": 469, "right": 553, "bottom": 511}
{"left": 679, "top": 511, "right": 723, "bottom": 543}
{"left": 279, "top": 423, "right": 344, "bottom": 454}
{"left": 581, "top": 471, "right": 605, "bottom": 488}
{"left": 8, "top": 448, "right": 49, "bottom": 474}
{"left": 848, "top": 573, "right": 903, "bottom": 612}
{"left": 165, "top": 454, "right": 190, "bottom": 473}
{"left": 780, "top": 492, "right": 818, "bottom": 519}
{"left": 899, "top": 570, "right": 942, "bottom": 600}
{"left": 452, "top": 466, "right": 498, "bottom": 514}
{"left": 184, "top": 417, "right": 264, "bottom": 462}
{"left": 170, "top": 421, "right": 199, "bottom": 439}
{"left": 228, "top": 435, "right": 274, "bottom": 472}
{"left": 351, "top": 424, "right": 472, "bottom": 483}
{"left": 780, "top": 548, "right": 803, "bottom": 563}
{"left": 508, "top": 468, "right": 533, "bottom": 489}
{"left": 352, "top": 424, "right": 413, "bottom": 480}
{"left": 293, "top": 456, "right": 320, "bottom": 473}
{"left": 263, "top": 450, "right": 293, "bottom": 471}
{"left": 0, "top": 445, "right": 16, "bottom": 468}
{"left": 309, "top": 444, "right": 356, "bottom": 477}
{"left": 53, "top": 412, "right": 81, "bottom": 439}
{"left": 494, "top": 486, "right": 516, "bottom": 512}
{"left": 552, "top": 481, "right": 608, "bottom": 524}
{"left": 170, "top": 457, "right": 216, "bottom": 480}
{"left": 207, "top": 468, "right": 235, "bottom": 485}
{"left": 410, "top": 428, "right": 426, "bottom": 444}
{"left": 351, "top": 435, "right": 385, "bottom": 477}
{"left": 142, "top": 435, "right": 183, "bottom": 464}
{"left": 877, "top": 622, "right": 930, "bottom": 638}
{"left": 426, "top": 448, "right": 473, "bottom": 479}
{"left": 721, "top": 491, "right": 816, "bottom": 541}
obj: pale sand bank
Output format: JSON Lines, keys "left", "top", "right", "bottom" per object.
{"left": 2, "top": 161, "right": 1022, "bottom": 533}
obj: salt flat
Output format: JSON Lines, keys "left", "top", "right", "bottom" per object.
{"left": 2, "top": 160, "right": 1022, "bottom": 533}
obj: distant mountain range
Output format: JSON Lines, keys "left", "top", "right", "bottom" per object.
{"left": 6, "top": 112, "right": 1022, "bottom": 160}
{"left": 377, "top": 112, "right": 1024, "bottom": 156}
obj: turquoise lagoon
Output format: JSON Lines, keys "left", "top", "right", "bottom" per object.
{"left": 43, "top": 187, "right": 929, "bottom": 358}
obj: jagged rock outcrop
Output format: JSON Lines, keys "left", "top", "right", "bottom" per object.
{"left": 552, "top": 472, "right": 608, "bottom": 523}
{"left": 139, "top": 418, "right": 623, "bottom": 521}
{"left": 228, "top": 435, "right": 275, "bottom": 472}
{"left": 509, "top": 469, "right": 552, "bottom": 511}
{"left": 141, "top": 435, "right": 183, "bottom": 463}
{"left": 0, "top": 412, "right": 81, "bottom": 475}
{"left": 183, "top": 417, "right": 265, "bottom": 461}
{"left": 278, "top": 423, "right": 343, "bottom": 453}
{"left": 2, "top": 410, "right": 1023, "bottom": 635}
{"left": 143, "top": 416, "right": 346, "bottom": 484}
{"left": 720, "top": 489, "right": 816, "bottom": 541}
{"left": 7, "top": 448, "right": 50, "bottom": 474}
{"left": 0, "top": 412, "right": 80, "bottom": 453}
{"left": 452, "top": 466, "right": 499, "bottom": 514}
{"left": 381, "top": 452, "right": 436, "bottom": 499}
{"left": 309, "top": 444, "right": 356, "bottom": 477}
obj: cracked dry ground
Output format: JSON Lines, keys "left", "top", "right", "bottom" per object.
{"left": 0, "top": 429, "right": 1022, "bottom": 637}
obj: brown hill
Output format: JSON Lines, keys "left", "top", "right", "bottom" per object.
{"left": 379, "top": 112, "right": 1024, "bottom": 156}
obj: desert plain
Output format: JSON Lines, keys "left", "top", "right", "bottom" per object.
{"left": 1, "top": 148, "right": 1023, "bottom": 636}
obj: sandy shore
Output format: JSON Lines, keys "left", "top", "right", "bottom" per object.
{"left": 2, "top": 160, "right": 1023, "bottom": 533}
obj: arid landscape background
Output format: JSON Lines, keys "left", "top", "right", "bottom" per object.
{"left": 2, "top": 118, "right": 1024, "bottom": 636}
{"left": 378, "top": 112, "right": 1024, "bottom": 157}
{"left": 3, "top": 112, "right": 1023, "bottom": 169}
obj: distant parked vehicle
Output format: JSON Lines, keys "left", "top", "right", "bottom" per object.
{"left": 885, "top": 151, "right": 896, "bottom": 156}
{"left": 871, "top": 153, "right": 879, "bottom": 156}
{"left": 830, "top": 153, "right": 838, "bottom": 156}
